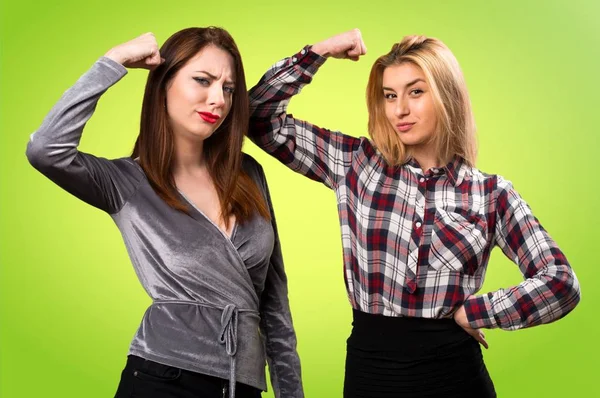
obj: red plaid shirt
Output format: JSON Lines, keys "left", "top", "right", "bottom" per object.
{"left": 248, "top": 47, "right": 580, "bottom": 330}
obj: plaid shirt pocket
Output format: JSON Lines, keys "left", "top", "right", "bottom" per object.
{"left": 428, "top": 208, "right": 488, "bottom": 275}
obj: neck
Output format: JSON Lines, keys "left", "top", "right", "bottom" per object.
{"left": 172, "top": 135, "right": 206, "bottom": 176}
{"left": 411, "top": 145, "right": 441, "bottom": 172}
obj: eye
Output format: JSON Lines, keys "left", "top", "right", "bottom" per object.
{"left": 224, "top": 86, "right": 235, "bottom": 94}
{"left": 193, "top": 77, "right": 210, "bottom": 85}
{"left": 410, "top": 88, "right": 424, "bottom": 96}
{"left": 384, "top": 93, "right": 396, "bottom": 100}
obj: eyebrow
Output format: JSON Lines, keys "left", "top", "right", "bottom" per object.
{"left": 194, "top": 70, "right": 235, "bottom": 85}
{"left": 382, "top": 78, "right": 426, "bottom": 91}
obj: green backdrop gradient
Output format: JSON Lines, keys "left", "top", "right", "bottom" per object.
{"left": 1, "top": 0, "right": 598, "bottom": 397}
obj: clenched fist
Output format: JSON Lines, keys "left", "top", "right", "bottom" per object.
{"left": 104, "top": 32, "right": 163, "bottom": 70}
{"left": 311, "top": 28, "right": 367, "bottom": 61}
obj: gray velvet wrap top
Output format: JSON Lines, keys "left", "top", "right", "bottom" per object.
{"left": 25, "top": 57, "right": 303, "bottom": 398}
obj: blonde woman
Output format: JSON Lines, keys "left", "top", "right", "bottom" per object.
{"left": 248, "top": 29, "right": 580, "bottom": 397}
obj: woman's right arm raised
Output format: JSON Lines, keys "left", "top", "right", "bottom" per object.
{"left": 26, "top": 33, "right": 162, "bottom": 214}
{"left": 248, "top": 29, "right": 367, "bottom": 190}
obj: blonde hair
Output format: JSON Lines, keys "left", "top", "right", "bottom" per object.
{"left": 366, "top": 35, "right": 477, "bottom": 166}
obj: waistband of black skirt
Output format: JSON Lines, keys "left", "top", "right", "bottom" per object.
{"left": 349, "top": 309, "right": 471, "bottom": 352}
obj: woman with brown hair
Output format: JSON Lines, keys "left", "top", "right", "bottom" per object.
{"left": 26, "top": 28, "right": 302, "bottom": 398}
{"left": 248, "top": 29, "right": 580, "bottom": 397}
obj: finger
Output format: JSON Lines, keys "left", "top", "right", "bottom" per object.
{"left": 146, "top": 49, "right": 162, "bottom": 66}
{"left": 347, "top": 46, "right": 362, "bottom": 58}
{"left": 347, "top": 43, "right": 366, "bottom": 59}
{"left": 480, "top": 337, "right": 489, "bottom": 349}
{"left": 356, "top": 29, "right": 367, "bottom": 55}
{"left": 127, "top": 60, "right": 151, "bottom": 70}
{"left": 478, "top": 332, "right": 489, "bottom": 349}
{"left": 347, "top": 47, "right": 366, "bottom": 60}
{"left": 140, "top": 47, "right": 162, "bottom": 70}
{"left": 464, "top": 327, "right": 487, "bottom": 349}
{"left": 344, "top": 28, "right": 361, "bottom": 57}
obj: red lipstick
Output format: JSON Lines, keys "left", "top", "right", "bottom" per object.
{"left": 198, "top": 112, "right": 220, "bottom": 124}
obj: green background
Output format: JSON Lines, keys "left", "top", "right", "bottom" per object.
{"left": 1, "top": 0, "right": 598, "bottom": 396}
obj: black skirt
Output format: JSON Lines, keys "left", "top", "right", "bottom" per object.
{"left": 344, "top": 310, "right": 496, "bottom": 398}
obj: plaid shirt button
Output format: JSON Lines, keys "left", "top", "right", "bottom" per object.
{"left": 406, "top": 279, "right": 417, "bottom": 293}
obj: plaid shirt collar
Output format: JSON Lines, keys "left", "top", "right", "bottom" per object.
{"left": 403, "top": 155, "right": 467, "bottom": 186}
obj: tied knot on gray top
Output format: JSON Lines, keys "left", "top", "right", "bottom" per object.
{"left": 220, "top": 304, "right": 239, "bottom": 398}
{"left": 153, "top": 300, "right": 250, "bottom": 398}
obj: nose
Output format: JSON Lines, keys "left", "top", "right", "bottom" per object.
{"left": 394, "top": 97, "right": 409, "bottom": 118}
{"left": 208, "top": 85, "right": 226, "bottom": 109}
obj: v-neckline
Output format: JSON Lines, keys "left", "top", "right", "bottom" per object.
{"left": 178, "top": 190, "right": 238, "bottom": 242}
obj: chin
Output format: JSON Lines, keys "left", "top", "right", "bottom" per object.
{"left": 398, "top": 137, "right": 425, "bottom": 146}
{"left": 398, "top": 132, "right": 431, "bottom": 147}
{"left": 186, "top": 126, "right": 218, "bottom": 141}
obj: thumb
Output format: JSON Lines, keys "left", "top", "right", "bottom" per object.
{"left": 145, "top": 51, "right": 163, "bottom": 68}
{"left": 347, "top": 41, "right": 366, "bottom": 59}
{"left": 360, "top": 39, "right": 367, "bottom": 55}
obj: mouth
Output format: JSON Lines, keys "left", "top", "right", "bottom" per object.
{"left": 198, "top": 112, "right": 220, "bottom": 124}
{"left": 396, "top": 122, "right": 415, "bottom": 132}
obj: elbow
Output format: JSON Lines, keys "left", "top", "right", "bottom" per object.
{"left": 552, "top": 266, "right": 581, "bottom": 320}
{"left": 25, "top": 132, "right": 71, "bottom": 172}
{"left": 25, "top": 135, "right": 53, "bottom": 171}
{"left": 26, "top": 135, "right": 50, "bottom": 171}
{"left": 563, "top": 268, "right": 581, "bottom": 314}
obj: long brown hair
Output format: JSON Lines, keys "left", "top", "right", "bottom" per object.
{"left": 366, "top": 36, "right": 477, "bottom": 167}
{"left": 132, "top": 27, "right": 270, "bottom": 225}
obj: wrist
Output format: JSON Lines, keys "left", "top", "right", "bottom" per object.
{"left": 104, "top": 48, "right": 127, "bottom": 65}
{"left": 454, "top": 305, "right": 469, "bottom": 327}
{"left": 310, "top": 42, "right": 330, "bottom": 58}
{"left": 463, "top": 293, "right": 499, "bottom": 329}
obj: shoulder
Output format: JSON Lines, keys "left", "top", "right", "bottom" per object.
{"left": 241, "top": 153, "right": 267, "bottom": 187}
{"left": 242, "top": 153, "right": 265, "bottom": 176}
{"left": 114, "top": 157, "right": 146, "bottom": 181}
{"left": 242, "top": 152, "right": 262, "bottom": 169}
{"left": 464, "top": 166, "right": 513, "bottom": 190}
{"left": 353, "top": 136, "right": 381, "bottom": 163}
{"left": 469, "top": 167, "right": 524, "bottom": 213}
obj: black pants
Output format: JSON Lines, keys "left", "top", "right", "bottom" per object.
{"left": 114, "top": 355, "right": 262, "bottom": 398}
{"left": 344, "top": 310, "right": 496, "bottom": 398}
